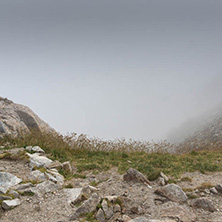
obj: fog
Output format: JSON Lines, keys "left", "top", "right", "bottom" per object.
{"left": 1, "top": 0, "right": 222, "bottom": 141}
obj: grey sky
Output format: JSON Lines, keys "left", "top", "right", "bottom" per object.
{"left": 1, "top": 0, "right": 222, "bottom": 141}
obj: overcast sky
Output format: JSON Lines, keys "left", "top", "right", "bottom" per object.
{"left": 1, "top": 0, "right": 222, "bottom": 141}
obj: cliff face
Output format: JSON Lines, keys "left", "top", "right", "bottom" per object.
{"left": 0, "top": 97, "right": 54, "bottom": 136}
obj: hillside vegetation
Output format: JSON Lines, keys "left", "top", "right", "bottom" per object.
{"left": 1, "top": 130, "right": 222, "bottom": 180}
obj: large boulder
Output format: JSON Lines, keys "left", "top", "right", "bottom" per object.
{"left": 0, "top": 97, "right": 54, "bottom": 136}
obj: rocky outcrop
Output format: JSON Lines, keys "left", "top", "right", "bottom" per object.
{"left": 0, "top": 97, "right": 54, "bottom": 136}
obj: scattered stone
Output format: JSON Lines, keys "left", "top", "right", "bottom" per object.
{"left": 0, "top": 194, "right": 12, "bottom": 201}
{"left": 215, "top": 185, "right": 222, "bottom": 194}
{"left": 63, "top": 188, "right": 82, "bottom": 204}
{"left": 123, "top": 168, "right": 151, "bottom": 185}
{"left": 192, "top": 198, "right": 216, "bottom": 212}
{"left": 128, "top": 216, "right": 150, "bottom": 222}
{"left": 96, "top": 208, "right": 106, "bottom": 222}
{"left": 101, "top": 199, "right": 114, "bottom": 219}
{"left": 70, "top": 193, "right": 101, "bottom": 220}
{"left": 0, "top": 172, "right": 22, "bottom": 193}
{"left": 122, "top": 214, "right": 132, "bottom": 222}
{"left": 130, "top": 206, "right": 143, "bottom": 215}
{"left": 31, "top": 146, "right": 45, "bottom": 153}
{"left": 2, "top": 198, "right": 21, "bottom": 210}
{"left": 82, "top": 185, "right": 98, "bottom": 197}
{"left": 161, "top": 206, "right": 197, "bottom": 222}
{"left": 8, "top": 190, "right": 20, "bottom": 198}
{"left": 158, "top": 177, "right": 165, "bottom": 186}
{"left": 48, "top": 160, "right": 63, "bottom": 170}
{"left": 30, "top": 170, "right": 47, "bottom": 182}
{"left": 46, "top": 170, "right": 64, "bottom": 185}
{"left": 108, "top": 212, "right": 122, "bottom": 222}
{"left": 62, "top": 161, "right": 72, "bottom": 173}
{"left": 160, "top": 172, "right": 169, "bottom": 183}
{"left": 27, "top": 153, "right": 53, "bottom": 169}
{"left": 114, "top": 204, "right": 121, "bottom": 212}
{"left": 14, "top": 182, "right": 34, "bottom": 191}
{"left": 210, "top": 187, "right": 218, "bottom": 194}
{"left": 34, "top": 180, "right": 61, "bottom": 196}
{"left": 0, "top": 187, "right": 8, "bottom": 194}
{"left": 204, "top": 189, "right": 210, "bottom": 194}
{"left": 154, "top": 184, "right": 187, "bottom": 203}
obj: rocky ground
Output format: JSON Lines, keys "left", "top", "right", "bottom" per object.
{"left": 1, "top": 147, "right": 222, "bottom": 222}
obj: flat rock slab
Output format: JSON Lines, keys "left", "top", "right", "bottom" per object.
{"left": 155, "top": 184, "right": 187, "bottom": 203}
{"left": 0, "top": 172, "right": 22, "bottom": 193}
{"left": 2, "top": 198, "right": 21, "bottom": 210}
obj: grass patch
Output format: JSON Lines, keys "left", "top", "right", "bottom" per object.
{"left": 1, "top": 131, "right": 222, "bottom": 180}
{"left": 73, "top": 173, "right": 87, "bottom": 179}
{"left": 180, "top": 177, "right": 192, "bottom": 182}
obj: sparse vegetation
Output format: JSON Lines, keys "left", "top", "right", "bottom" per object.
{"left": 0, "top": 130, "right": 222, "bottom": 180}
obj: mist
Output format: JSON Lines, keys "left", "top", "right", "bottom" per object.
{"left": 1, "top": 0, "right": 222, "bottom": 142}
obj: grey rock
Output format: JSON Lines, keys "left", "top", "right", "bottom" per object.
{"left": 114, "top": 204, "right": 121, "bottom": 212}
{"left": 161, "top": 206, "right": 197, "bottom": 222}
{"left": 123, "top": 168, "right": 151, "bottom": 185}
{"left": 154, "top": 184, "right": 187, "bottom": 203}
{"left": 30, "top": 170, "right": 47, "bottom": 182}
{"left": 14, "top": 182, "right": 34, "bottom": 191}
{"left": 63, "top": 188, "right": 82, "bottom": 204}
{"left": 33, "top": 180, "right": 61, "bottom": 197}
{"left": 0, "top": 97, "right": 54, "bottom": 136}
{"left": 158, "top": 177, "right": 165, "bottom": 186}
{"left": 0, "top": 195, "right": 12, "bottom": 201}
{"left": 160, "top": 172, "right": 169, "bottom": 183}
{"left": 2, "top": 198, "right": 21, "bottom": 210}
{"left": 192, "top": 198, "right": 216, "bottom": 212}
{"left": 26, "top": 146, "right": 45, "bottom": 153}
{"left": 101, "top": 199, "right": 114, "bottom": 219}
{"left": 48, "top": 160, "right": 63, "bottom": 170}
{"left": 215, "top": 185, "right": 222, "bottom": 193}
{"left": 62, "top": 161, "right": 72, "bottom": 173}
{"left": 8, "top": 190, "right": 20, "bottom": 198}
{"left": 96, "top": 208, "right": 106, "bottom": 222}
{"left": 70, "top": 193, "right": 101, "bottom": 220}
{"left": 0, "top": 172, "right": 22, "bottom": 193}
{"left": 27, "top": 153, "right": 53, "bottom": 168}
{"left": 128, "top": 216, "right": 150, "bottom": 222}
{"left": 82, "top": 185, "right": 98, "bottom": 197}
{"left": 46, "top": 170, "right": 64, "bottom": 185}
{"left": 210, "top": 187, "right": 218, "bottom": 194}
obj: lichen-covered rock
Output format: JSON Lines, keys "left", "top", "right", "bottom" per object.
{"left": 154, "top": 184, "right": 187, "bottom": 203}
{"left": 123, "top": 168, "right": 151, "bottom": 185}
